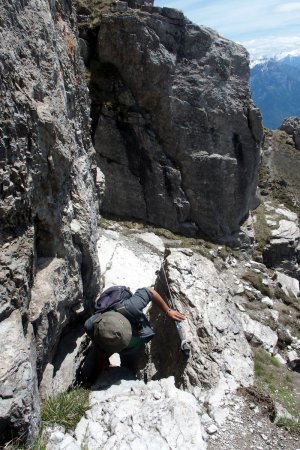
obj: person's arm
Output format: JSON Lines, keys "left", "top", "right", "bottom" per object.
{"left": 148, "top": 287, "right": 186, "bottom": 321}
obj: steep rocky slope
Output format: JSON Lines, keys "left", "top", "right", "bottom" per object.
{"left": 41, "top": 126, "right": 300, "bottom": 449}
{"left": 0, "top": 0, "right": 100, "bottom": 444}
{"left": 80, "top": 3, "right": 263, "bottom": 242}
{"left": 44, "top": 216, "right": 300, "bottom": 449}
{"left": 1, "top": 0, "right": 298, "bottom": 448}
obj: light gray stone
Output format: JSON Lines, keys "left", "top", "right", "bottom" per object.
{"left": 279, "top": 117, "right": 300, "bottom": 150}
{"left": 44, "top": 426, "right": 81, "bottom": 450}
{"left": 51, "top": 376, "right": 205, "bottom": 450}
{"left": 97, "top": 228, "right": 164, "bottom": 291}
{"left": 276, "top": 271, "right": 299, "bottom": 298}
{"left": 287, "top": 350, "right": 298, "bottom": 362}
{"left": 145, "top": 250, "right": 253, "bottom": 391}
{"left": 274, "top": 401, "right": 298, "bottom": 425}
{"left": 206, "top": 424, "right": 218, "bottom": 435}
{"left": 271, "top": 219, "right": 300, "bottom": 241}
{"left": 261, "top": 296, "right": 274, "bottom": 308}
{"left": 239, "top": 313, "right": 278, "bottom": 353}
{"left": 136, "top": 232, "right": 165, "bottom": 254}
{"left": 262, "top": 204, "right": 300, "bottom": 277}
{"left": 274, "top": 354, "right": 287, "bottom": 365}
{"left": 234, "top": 284, "right": 245, "bottom": 295}
{"left": 0, "top": 311, "right": 39, "bottom": 443}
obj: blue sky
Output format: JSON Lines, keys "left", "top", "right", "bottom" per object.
{"left": 155, "top": 0, "right": 300, "bottom": 59}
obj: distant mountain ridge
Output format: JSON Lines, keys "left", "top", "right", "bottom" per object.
{"left": 250, "top": 52, "right": 300, "bottom": 129}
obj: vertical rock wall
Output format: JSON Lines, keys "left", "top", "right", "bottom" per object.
{"left": 0, "top": 0, "right": 100, "bottom": 443}
{"left": 90, "top": 9, "right": 263, "bottom": 242}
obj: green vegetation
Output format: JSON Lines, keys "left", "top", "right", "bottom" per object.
{"left": 242, "top": 270, "right": 272, "bottom": 297}
{"left": 252, "top": 204, "right": 271, "bottom": 255}
{"left": 41, "top": 387, "right": 90, "bottom": 431}
{"left": 264, "top": 131, "right": 300, "bottom": 219}
{"left": 3, "top": 432, "right": 46, "bottom": 450}
{"left": 74, "top": 0, "right": 116, "bottom": 27}
{"left": 98, "top": 215, "right": 243, "bottom": 267}
{"left": 276, "top": 418, "right": 300, "bottom": 433}
{"left": 3, "top": 388, "right": 90, "bottom": 449}
{"left": 253, "top": 348, "right": 300, "bottom": 433}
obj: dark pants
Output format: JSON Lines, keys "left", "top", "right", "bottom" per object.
{"left": 120, "top": 344, "right": 146, "bottom": 375}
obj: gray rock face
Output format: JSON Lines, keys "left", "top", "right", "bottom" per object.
{"left": 0, "top": 0, "right": 101, "bottom": 443}
{"left": 280, "top": 117, "right": 300, "bottom": 150}
{"left": 92, "top": 9, "right": 263, "bottom": 241}
{"left": 0, "top": 310, "right": 39, "bottom": 444}
{"left": 145, "top": 249, "right": 253, "bottom": 392}
{"left": 262, "top": 202, "right": 300, "bottom": 279}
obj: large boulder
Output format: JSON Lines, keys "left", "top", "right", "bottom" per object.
{"left": 145, "top": 249, "right": 254, "bottom": 394}
{"left": 92, "top": 9, "right": 263, "bottom": 242}
{"left": 0, "top": 0, "right": 101, "bottom": 443}
{"left": 280, "top": 117, "right": 300, "bottom": 150}
{"left": 262, "top": 202, "right": 300, "bottom": 279}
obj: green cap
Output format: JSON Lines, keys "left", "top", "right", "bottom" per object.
{"left": 93, "top": 311, "right": 132, "bottom": 356}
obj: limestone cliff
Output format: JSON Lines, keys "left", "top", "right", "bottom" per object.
{"left": 0, "top": 0, "right": 100, "bottom": 443}
{"left": 85, "top": 5, "right": 263, "bottom": 241}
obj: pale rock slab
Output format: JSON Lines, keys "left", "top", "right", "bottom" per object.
{"left": 271, "top": 219, "right": 300, "bottom": 241}
{"left": 239, "top": 313, "right": 278, "bottom": 353}
{"left": 46, "top": 376, "right": 206, "bottom": 450}
{"left": 44, "top": 426, "right": 81, "bottom": 450}
{"left": 276, "top": 271, "right": 299, "bottom": 298}
{"left": 261, "top": 296, "right": 274, "bottom": 308}
{"left": 274, "top": 354, "right": 287, "bottom": 365}
{"left": 97, "top": 229, "right": 164, "bottom": 292}
{"left": 30, "top": 258, "right": 83, "bottom": 385}
{"left": 136, "top": 232, "right": 165, "bottom": 254}
{"left": 145, "top": 249, "right": 253, "bottom": 393}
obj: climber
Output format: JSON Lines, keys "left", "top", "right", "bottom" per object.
{"left": 84, "top": 286, "right": 186, "bottom": 375}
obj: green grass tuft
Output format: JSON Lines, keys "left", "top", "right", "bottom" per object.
{"left": 41, "top": 387, "right": 90, "bottom": 431}
{"left": 253, "top": 204, "right": 272, "bottom": 254}
{"left": 2, "top": 431, "right": 46, "bottom": 450}
{"left": 242, "top": 270, "right": 272, "bottom": 297}
{"left": 254, "top": 348, "right": 299, "bottom": 423}
{"left": 276, "top": 417, "right": 300, "bottom": 433}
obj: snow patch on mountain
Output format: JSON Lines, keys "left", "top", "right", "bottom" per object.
{"left": 250, "top": 49, "right": 300, "bottom": 68}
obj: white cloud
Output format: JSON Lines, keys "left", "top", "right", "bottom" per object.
{"left": 240, "top": 35, "right": 300, "bottom": 60}
{"left": 276, "top": 2, "right": 300, "bottom": 13}
{"left": 156, "top": 0, "right": 299, "bottom": 40}
{"left": 155, "top": 0, "right": 300, "bottom": 58}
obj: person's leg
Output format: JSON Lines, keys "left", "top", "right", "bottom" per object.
{"left": 120, "top": 344, "right": 146, "bottom": 375}
{"left": 96, "top": 347, "right": 110, "bottom": 374}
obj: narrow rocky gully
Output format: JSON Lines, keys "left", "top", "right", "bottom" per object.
{"left": 0, "top": 0, "right": 300, "bottom": 449}
{"left": 44, "top": 216, "right": 300, "bottom": 450}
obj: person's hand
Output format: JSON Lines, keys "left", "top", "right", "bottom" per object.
{"left": 166, "top": 309, "right": 186, "bottom": 321}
